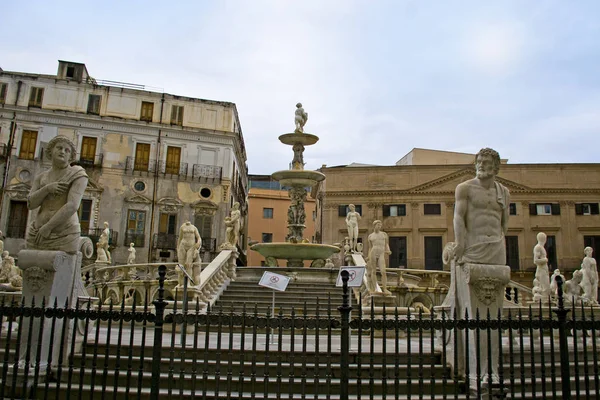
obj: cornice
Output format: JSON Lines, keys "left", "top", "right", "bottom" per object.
{"left": 323, "top": 188, "right": 600, "bottom": 197}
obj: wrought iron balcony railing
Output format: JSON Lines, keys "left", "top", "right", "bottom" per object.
{"left": 0, "top": 144, "right": 7, "bottom": 159}
{"left": 153, "top": 233, "right": 178, "bottom": 250}
{"left": 75, "top": 153, "right": 103, "bottom": 169}
{"left": 192, "top": 164, "right": 222, "bottom": 183}
{"left": 85, "top": 228, "right": 118, "bottom": 247}
{"left": 124, "top": 232, "right": 145, "bottom": 247}
{"left": 156, "top": 161, "right": 189, "bottom": 177}
{"left": 125, "top": 156, "right": 156, "bottom": 174}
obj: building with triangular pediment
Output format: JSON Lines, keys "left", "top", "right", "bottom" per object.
{"left": 313, "top": 148, "right": 600, "bottom": 274}
{"left": 0, "top": 60, "right": 248, "bottom": 265}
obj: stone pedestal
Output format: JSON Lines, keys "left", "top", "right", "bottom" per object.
{"left": 448, "top": 262, "right": 510, "bottom": 390}
{"left": 16, "top": 250, "right": 86, "bottom": 379}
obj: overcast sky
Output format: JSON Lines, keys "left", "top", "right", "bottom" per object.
{"left": 2, "top": 1, "right": 599, "bottom": 174}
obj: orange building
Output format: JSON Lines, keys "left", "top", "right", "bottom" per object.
{"left": 246, "top": 175, "right": 316, "bottom": 266}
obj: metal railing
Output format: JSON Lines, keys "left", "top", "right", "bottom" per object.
{"left": 125, "top": 156, "right": 156, "bottom": 174}
{"left": 153, "top": 233, "right": 178, "bottom": 250}
{"left": 75, "top": 153, "right": 103, "bottom": 169}
{"left": 156, "top": 161, "right": 189, "bottom": 177}
{"left": 124, "top": 232, "right": 145, "bottom": 247}
{"left": 0, "top": 274, "right": 598, "bottom": 399}
{"left": 192, "top": 164, "right": 222, "bottom": 183}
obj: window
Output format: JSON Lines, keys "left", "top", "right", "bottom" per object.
{"left": 19, "top": 130, "right": 38, "bottom": 160}
{"left": 338, "top": 204, "right": 362, "bottom": 217}
{"left": 530, "top": 203, "right": 560, "bottom": 216}
{"left": 80, "top": 136, "right": 97, "bottom": 165}
{"left": 87, "top": 94, "right": 101, "bottom": 115}
{"left": 424, "top": 236, "right": 443, "bottom": 270}
{"left": 262, "top": 233, "right": 273, "bottom": 243}
{"left": 140, "top": 101, "right": 154, "bottom": 122}
{"left": 389, "top": 236, "right": 407, "bottom": 268}
{"left": 576, "top": 203, "right": 600, "bottom": 215}
{"left": 194, "top": 214, "right": 213, "bottom": 239}
{"left": 313, "top": 210, "right": 316, "bottom": 221}
{"left": 545, "top": 235, "right": 557, "bottom": 270}
{"left": 424, "top": 204, "right": 441, "bottom": 215}
{"left": 66, "top": 66, "right": 75, "bottom": 78}
{"left": 171, "top": 105, "right": 184, "bottom": 126}
{"left": 383, "top": 204, "right": 406, "bottom": 217}
{"left": 7, "top": 201, "right": 28, "bottom": 238}
{"left": 0, "top": 83, "right": 7, "bottom": 104}
{"left": 509, "top": 203, "right": 517, "bottom": 216}
{"left": 505, "top": 236, "right": 520, "bottom": 271}
{"left": 159, "top": 213, "right": 177, "bottom": 235}
{"left": 126, "top": 210, "right": 146, "bottom": 246}
{"left": 134, "top": 143, "right": 151, "bottom": 171}
{"left": 165, "top": 146, "right": 181, "bottom": 174}
{"left": 134, "top": 181, "right": 146, "bottom": 192}
{"left": 29, "top": 87, "right": 44, "bottom": 107}
{"left": 263, "top": 208, "right": 274, "bottom": 219}
{"left": 78, "top": 199, "right": 92, "bottom": 232}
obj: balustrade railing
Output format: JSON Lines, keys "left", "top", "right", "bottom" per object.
{"left": 153, "top": 233, "right": 178, "bottom": 250}
{"left": 124, "top": 232, "right": 145, "bottom": 247}
{"left": 76, "top": 153, "right": 103, "bottom": 169}
{"left": 156, "top": 160, "right": 189, "bottom": 177}
{"left": 192, "top": 164, "right": 222, "bottom": 183}
{"left": 125, "top": 156, "right": 156, "bottom": 174}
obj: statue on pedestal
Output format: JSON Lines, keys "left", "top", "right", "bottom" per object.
{"left": 95, "top": 222, "right": 111, "bottom": 263}
{"left": 221, "top": 202, "right": 241, "bottom": 250}
{"left": 532, "top": 232, "right": 551, "bottom": 302}
{"left": 0, "top": 250, "right": 22, "bottom": 290}
{"left": 294, "top": 103, "right": 308, "bottom": 133}
{"left": 442, "top": 148, "right": 511, "bottom": 391}
{"left": 177, "top": 221, "right": 202, "bottom": 286}
{"left": 366, "top": 220, "right": 392, "bottom": 295}
{"left": 345, "top": 204, "right": 361, "bottom": 253}
{"left": 564, "top": 270, "right": 583, "bottom": 305}
{"left": 580, "top": 246, "right": 598, "bottom": 305}
{"left": 127, "top": 243, "right": 136, "bottom": 265}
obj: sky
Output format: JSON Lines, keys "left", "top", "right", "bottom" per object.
{"left": 2, "top": 1, "right": 599, "bottom": 174}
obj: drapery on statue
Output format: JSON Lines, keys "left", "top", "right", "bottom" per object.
{"left": 442, "top": 147, "right": 511, "bottom": 391}
{"left": 177, "top": 221, "right": 202, "bottom": 285}
{"left": 294, "top": 103, "right": 308, "bottom": 133}
{"left": 580, "top": 246, "right": 598, "bottom": 305}
{"left": 366, "top": 220, "right": 392, "bottom": 295}
{"left": 26, "top": 136, "right": 89, "bottom": 253}
{"left": 345, "top": 204, "right": 361, "bottom": 253}
{"left": 96, "top": 221, "right": 111, "bottom": 263}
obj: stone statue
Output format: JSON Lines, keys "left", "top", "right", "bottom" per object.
{"left": 564, "top": 269, "right": 583, "bottom": 305}
{"left": 96, "top": 221, "right": 111, "bottom": 263}
{"left": 324, "top": 258, "right": 335, "bottom": 269}
{"left": 26, "top": 136, "right": 89, "bottom": 253}
{"left": 0, "top": 230, "right": 4, "bottom": 254}
{"left": 292, "top": 143, "right": 304, "bottom": 169}
{"left": 0, "top": 251, "right": 22, "bottom": 289}
{"left": 550, "top": 269, "right": 565, "bottom": 298}
{"left": 224, "top": 202, "right": 241, "bottom": 249}
{"left": 345, "top": 204, "right": 361, "bottom": 253}
{"left": 127, "top": 243, "right": 136, "bottom": 265}
{"left": 294, "top": 103, "right": 308, "bottom": 133}
{"left": 95, "top": 242, "right": 108, "bottom": 262}
{"left": 177, "top": 221, "right": 202, "bottom": 285}
{"left": 532, "top": 232, "right": 551, "bottom": 302}
{"left": 580, "top": 246, "right": 598, "bottom": 305}
{"left": 443, "top": 148, "right": 511, "bottom": 391}
{"left": 366, "top": 220, "right": 392, "bottom": 295}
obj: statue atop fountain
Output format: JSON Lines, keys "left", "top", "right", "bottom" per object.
{"left": 294, "top": 103, "right": 308, "bottom": 133}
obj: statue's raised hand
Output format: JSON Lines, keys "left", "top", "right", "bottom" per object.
{"left": 46, "top": 182, "right": 69, "bottom": 195}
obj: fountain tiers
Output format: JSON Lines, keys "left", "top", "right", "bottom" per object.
{"left": 251, "top": 130, "right": 339, "bottom": 267}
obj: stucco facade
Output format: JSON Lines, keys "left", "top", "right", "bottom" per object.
{"left": 246, "top": 175, "right": 316, "bottom": 266}
{"left": 314, "top": 154, "right": 600, "bottom": 274}
{"left": 0, "top": 60, "right": 248, "bottom": 264}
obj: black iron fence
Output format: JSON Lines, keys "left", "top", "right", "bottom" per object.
{"left": 0, "top": 271, "right": 599, "bottom": 399}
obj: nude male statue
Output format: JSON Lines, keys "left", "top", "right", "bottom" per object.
{"left": 345, "top": 204, "right": 361, "bottom": 253}
{"left": 177, "top": 221, "right": 202, "bottom": 284}
{"left": 532, "top": 232, "right": 551, "bottom": 301}
{"left": 454, "top": 148, "right": 510, "bottom": 266}
{"left": 367, "top": 220, "right": 392, "bottom": 295}
{"left": 294, "top": 103, "right": 308, "bottom": 133}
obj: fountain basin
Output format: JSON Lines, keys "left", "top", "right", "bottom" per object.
{"left": 279, "top": 133, "right": 319, "bottom": 146}
{"left": 271, "top": 169, "right": 325, "bottom": 187}
{"left": 251, "top": 242, "right": 340, "bottom": 267}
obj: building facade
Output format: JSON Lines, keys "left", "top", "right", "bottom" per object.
{"left": 314, "top": 149, "right": 600, "bottom": 274}
{"left": 0, "top": 60, "right": 248, "bottom": 264}
{"left": 246, "top": 175, "right": 316, "bottom": 266}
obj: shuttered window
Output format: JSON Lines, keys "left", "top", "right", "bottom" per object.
{"left": 80, "top": 136, "right": 97, "bottom": 163}
{"left": 19, "top": 130, "right": 38, "bottom": 160}
{"left": 165, "top": 146, "right": 181, "bottom": 174}
{"left": 29, "top": 87, "right": 44, "bottom": 107}
{"left": 171, "top": 105, "right": 184, "bottom": 126}
{"left": 0, "top": 83, "right": 7, "bottom": 104}
{"left": 87, "top": 94, "right": 101, "bottom": 115}
{"left": 134, "top": 143, "right": 151, "bottom": 171}
{"left": 141, "top": 101, "right": 154, "bottom": 122}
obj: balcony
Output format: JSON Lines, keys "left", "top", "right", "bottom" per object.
{"left": 75, "top": 153, "right": 103, "bottom": 169}
{"left": 192, "top": 164, "right": 222, "bottom": 184}
{"left": 153, "top": 233, "right": 178, "bottom": 250}
{"left": 125, "top": 156, "right": 156, "bottom": 175}
{"left": 124, "top": 232, "right": 145, "bottom": 247}
{"left": 156, "top": 161, "right": 189, "bottom": 178}
{"left": 85, "top": 228, "right": 118, "bottom": 247}
{"left": 201, "top": 237, "right": 216, "bottom": 252}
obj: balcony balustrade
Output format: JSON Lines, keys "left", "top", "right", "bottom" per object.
{"left": 156, "top": 161, "right": 189, "bottom": 177}
{"left": 75, "top": 153, "right": 103, "bottom": 169}
{"left": 124, "top": 232, "right": 145, "bottom": 247}
{"left": 153, "top": 233, "right": 178, "bottom": 250}
{"left": 192, "top": 164, "right": 222, "bottom": 183}
{"left": 125, "top": 156, "right": 156, "bottom": 175}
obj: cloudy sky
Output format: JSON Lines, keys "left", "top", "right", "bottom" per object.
{"left": 2, "top": 1, "right": 599, "bottom": 174}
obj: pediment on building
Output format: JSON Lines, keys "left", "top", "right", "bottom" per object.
{"left": 157, "top": 197, "right": 184, "bottom": 213}
{"left": 125, "top": 194, "right": 152, "bottom": 204}
{"left": 191, "top": 199, "right": 218, "bottom": 215}
{"left": 408, "top": 168, "right": 531, "bottom": 193}
{"left": 5, "top": 182, "right": 31, "bottom": 200}
{"left": 85, "top": 177, "right": 103, "bottom": 193}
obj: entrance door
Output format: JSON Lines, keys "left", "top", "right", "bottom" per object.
{"left": 545, "top": 235, "right": 557, "bottom": 270}
{"left": 505, "top": 236, "right": 520, "bottom": 271}
{"left": 389, "top": 236, "right": 407, "bottom": 268}
{"left": 424, "top": 236, "right": 443, "bottom": 270}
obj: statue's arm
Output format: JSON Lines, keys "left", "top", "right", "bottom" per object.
{"left": 194, "top": 227, "right": 201, "bottom": 248}
{"left": 27, "top": 174, "right": 48, "bottom": 210}
{"left": 39, "top": 176, "right": 88, "bottom": 234}
{"left": 453, "top": 184, "right": 468, "bottom": 258}
{"left": 384, "top": 232, "right": 391, "bottom": 254}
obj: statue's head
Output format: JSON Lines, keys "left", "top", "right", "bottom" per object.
{"left": 46, "top": 135, "right": 77, "bottom": 163}
{"left": 296, "top": 103, "right": 302, "bottom": 108}
{"left": 373, "top": 220, "right": 382, "bottom": 230}
{"left": 585, "top": 246, "right": 593, "bottom": 257}
{"left": 348, "top": 204, "right": 355, "bottom": 211}
{"left": 130, "top": 243, "right": 135, "bottom": 248}
{"left": 1, "top": 251, "right": 7, "bottom": 258}
{"left": 536, "top": 232, "right": 547, "bottom": 244}
{"left": 233, "top": 202, "right": 240, "bottom": 210}
{"left": 104, "top": 221, "right": 109, "bottom": 228}
{"left": 475, "top": 148, "right": 501, "bottom": 178}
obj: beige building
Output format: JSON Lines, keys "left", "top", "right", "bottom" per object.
{"left": 314, "top": 148, "right": 600, "bottom": 274}
{"left": 246, "top": 175, "right": 316, "bottom": 266}
{"left": 0, "top": 60, "right": 248, "bottom": 264}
